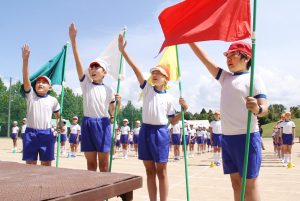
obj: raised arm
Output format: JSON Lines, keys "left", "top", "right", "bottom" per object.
{"left": 189, "top": 43, "right": 219, "bottom": 78}
{"left": 22, "top": 44, "right": 31, "bottom": 92}
{"left": 69, "top": 23, "right": 84, "bottom": 80}
{"left": 118, "top": 34, "right": 144, "bottom": 85}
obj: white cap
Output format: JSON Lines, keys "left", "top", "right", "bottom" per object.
{"left": 89, "top": 58, "right": 109, "bottom": 71}
{"left": 13, "top": 121, "right": 17, "bottom": 124}
{"left": 123, "top": 118, "right": 129, "bottom": 122}
{"left": 135, "top": 120, "right": 141, "bottom": 124}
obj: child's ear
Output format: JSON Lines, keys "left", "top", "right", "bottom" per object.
{"left": 49, "top": 86, "right": 53, "bottom": 91}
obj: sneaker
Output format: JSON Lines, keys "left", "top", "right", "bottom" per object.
{"left": 216, "top": 162, "right": 221, "bottom": 166}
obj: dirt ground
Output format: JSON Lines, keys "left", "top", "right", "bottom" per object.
{"left": 0, "top": 137, "right": 299, "bottom": 201}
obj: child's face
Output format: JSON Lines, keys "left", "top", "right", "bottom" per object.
{"left": 151, "top": 70, "right": 167, "bottom": 86}
{"left": 72, "top": 119, "right": 78, "bottom": 124}
{"left": 285, "top": 113, "right": 291, "bottom": 120}
{"left": 35, "top": 79, "right": 51, "bottom": 96}
{"left": 226, "top": 51, "right": 249, "bottom": 73}
{"left": 135, "top": 122, "right": 140, "bottom": 127}
{"left": 89, "top": 64, "right": 106, "bottom": 83}
{"left": 123, "top": 121, "right": 128, "bottom": 126}
{"left": 214, "top": 113, "right": 220, "bottom": 120}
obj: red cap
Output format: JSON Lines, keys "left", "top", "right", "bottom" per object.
{"left": 224, "top": 41, "right": 252, "bottom": 58}
{"left": 36, "top": 76, "right": 51, "bottom": 85}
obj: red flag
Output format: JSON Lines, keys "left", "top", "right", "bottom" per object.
{"left": 159, "top": 0, "right": 251, "bottom": 52}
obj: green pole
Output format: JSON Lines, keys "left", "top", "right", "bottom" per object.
{"left": 56, "top": 43, "right": 68, "bottom": 168}
{"left": 109, "top": 29, "right": 127, "bottom": 172}
{"left": 7, "top": 77, "right": 12, "bottom": 138}
{"left": 175, "top": 45, "right": 190, "bottom": 201}
{"left": 240, "top": 0, "right": 257, "bottom": 200}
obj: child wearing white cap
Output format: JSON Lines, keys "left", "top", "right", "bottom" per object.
{"left": 189, "top": 42, "right": 268, "bottom": 200}
{"left": 133, "top": 120, "right": 141, "bottom": 157}
{"left": 210, "top": 111, "right": 222, "bottom": 166}
{"left": 120, "top": 119, "right": 130, "bottom": 159}
{"left": 280, "top": 112, "right": 296, "bottom": 167}
{"left": 119, "top": 34, "right": 188, "bottom": 201}
{"left": 69, "top": 23, "right": 121, "bottom": 172}
{"left": 22, "top": 44, "right": 60, "bottom": 166}
{"left": 59, "top": 119, "right": 68, "bottom": 155}
{"left": 11, "top": 121, "right": 19, "bottom": 152}
{"left": 69, "top": 116, "right": 81, "bottom": 157}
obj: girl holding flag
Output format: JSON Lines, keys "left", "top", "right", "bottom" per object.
{"left": 189, "top": 42, "right": 268, "bottom": 201}
{"left": 118, "top": 34, "right": 188, "bottom": 201}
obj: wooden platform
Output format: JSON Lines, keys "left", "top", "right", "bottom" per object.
{"left": 0, "top": 161, "right": 142, "bottom": 201}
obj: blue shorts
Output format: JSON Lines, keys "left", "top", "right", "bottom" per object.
{"left": 133, "top": 134, "right": 139, "bottom": 144}
{"left": 222, "top": 132, "right": 261, "bottom": 179}
{"left": 207, "top": 138, "right": 211, "bottom": 145}
{"left": 120, "top": 134, "right": 128, "bottom": 144}
{"left": 197, "top": 137, "right": 203, "bottom": 144}
{"left": 57, "top": 133, "right": 67, "bottom": 143}
{"left": 282, "top": 133, "right": 293, "bottom": 145}
{"left": 69, "top": 133, "right": 79, "bottom": 144}
{"left": 190, "top": 137, "right": 196, "bottom": 144}
{"left": 81, "top": 117, "right": 111, "bottom": 152}
{"left": 172, "top": 134, "right": 180, "bottom": 145}
{"left": 115, "top": 140, "right": 121, "bottom": 147}
{"left": 181, "top": 135, "right": 189, "bottom": 145}
{"left": 10, "top": 133, "right": 17, "bottom": 140}
{"left": 128, "top": 139, "right": 133, "bottom": 145}
{"left": 22, "top": 127, "right": 56, "bottom": 161}
{"left": 212, "top": 133, "right": 222, "bottom": 147}
{"left": 138, "top": 123, "right": 170, "bottom": 163}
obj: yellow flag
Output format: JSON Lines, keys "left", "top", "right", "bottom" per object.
{"left": 158, "top": 45, "right": 179, "bottom": 81}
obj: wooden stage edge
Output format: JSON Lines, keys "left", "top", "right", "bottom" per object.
{"left": 0, "top": 161, "right": 143, "bottom": 201}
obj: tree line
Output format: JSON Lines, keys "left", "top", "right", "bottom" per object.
{"left": 0, "top": 78, "right": 299, "bottom": 136}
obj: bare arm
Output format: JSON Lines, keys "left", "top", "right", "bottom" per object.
{"left": 189, "top": 43, "right": 219, "bottom": 78}
{"left": 69, "top": 23, "right": 84, "bottom": 80}
{"left": 22, "top": 44, "right": 31, "bottom": 92}
{"left": 118, "top": 34, "right": 144, "bottom": 85}
{"left": 109, "top": 94, "right": 121, "bottom": 118}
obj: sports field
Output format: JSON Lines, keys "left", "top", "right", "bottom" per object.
{"left": 0, "top": 137, "right": 299, "bottom": 201}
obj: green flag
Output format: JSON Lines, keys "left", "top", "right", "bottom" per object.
{"left": 21, "top": 45, "right": 67, "bottom": 96}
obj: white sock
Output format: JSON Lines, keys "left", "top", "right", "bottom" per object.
{"left": 214, "top": 153, "right": 217, "bottom": 163}
{"left": 288, "top": 154, "right": 291, "bottom": 163}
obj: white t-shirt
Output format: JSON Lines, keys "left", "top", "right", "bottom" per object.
{"left": 12, "top": 126, "right": 19, "bottom": 134}
{"left": 171, "top": 122, "right": 181, "bottom": 134}
{"left": 25, "top": 88, "right": 60, "bottom": 129}
{"left": 188, "top": 128, "right": 196, "bottom": 137}
{"left": 70, "top": 124, "right": 81, "bottom": 135}
{"left": 121, "top": 125, "right": 130, "bottom": 135}
{"left": 21, "top": 125, "right": 27, "bottom": 133}
{"left": 61, "top": 125, "right": 68, "bottom": 134}
{"left": 80, "top": 74, "right": 115, "bottom": 118}
{"left": 133, "top": 127, "right": 140, "bottom": 135}
{"left": 217, "top": 69, "right": 267, "bottom": 135}
{"left": 141, "top": 81, "right": 176, "bottom": 125}
{"left": 110, "top": 123, "right": 118, "bottom": 134}
{"left": 281, "top": 121, "right": 295, "bottom": 134}
{"left": 210, "top": 120, "right": 222, "bottom": 134}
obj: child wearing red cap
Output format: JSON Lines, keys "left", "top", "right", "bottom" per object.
{"left": 69, "top": 23, "right": 121, "bottom": 172}
{"left": 119, "top": 34, "right": 188, "bottom": 201}
{"left": 189, "top": 41, "right": 268, "bottom": 201}
{"left": 22, "top": 44, "right": 60, "bottom": 166}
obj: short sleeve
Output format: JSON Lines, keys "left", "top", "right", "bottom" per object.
{"left": 254, "top": 75, "right": 267, "bottom": 99}
{"left": 80, "top": 74, "right": 89, "bottom": 92}
{"left": 52, "top": 98, "right": 60, "bottom": 113}
{"left": 167, "top": 95, "right": 176, "bottom": 118}
{"left": 216, "top": 68, "right": 231, "bottom": 85}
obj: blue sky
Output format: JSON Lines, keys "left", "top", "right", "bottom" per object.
{"left": 1, "top": 0, "right": 299, "bottom": 113}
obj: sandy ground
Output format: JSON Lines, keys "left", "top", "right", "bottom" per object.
{"left": 0, "top": 137, "right": 299, "bottom": 201}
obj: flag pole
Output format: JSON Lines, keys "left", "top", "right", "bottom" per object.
{"left": 240, "top": 0, "right": 257, "bottom": 200}
{"left": 175, "top": 45, "right": 190, "bottom": 201}
{"left": 109, "top": 28, "right": 127, "bottom": 172}
{"left": 56, "top": 43, "right": 68, "bottom": 168}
